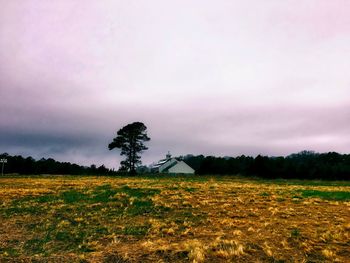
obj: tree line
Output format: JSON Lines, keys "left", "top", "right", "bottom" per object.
{"left": 106, "top": 122, "right": 350, "bottom": 180}
{"left": 0, "top": 153, "right": 116, "bottom": 176}
{"left": 1, "top": 151, "right": 350, "bottom": 180}
{"left": 182, "top": 151, "right": 350, "bottom": 180}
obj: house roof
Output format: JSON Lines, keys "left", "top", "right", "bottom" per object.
{"left": 151, "top": 155, "right": 195, "bottom": 173}
{"left": 152, "top": 158, "right": 172, "bottom": 168}
{"left": 161, "top": 160, "right": 179, "bottom": 172}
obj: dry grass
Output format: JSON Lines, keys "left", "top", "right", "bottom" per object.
{"left": 0, "top": 175, "right": 349, "bottom": 262}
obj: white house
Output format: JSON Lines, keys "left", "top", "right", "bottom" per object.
{"left": 151, "top": 152, "right": 195, "bottom": 174}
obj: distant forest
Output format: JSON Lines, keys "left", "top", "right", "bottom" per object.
{"left": 0, "top": 153, "right": 116, "bottom": 176}
{"left": 1, "top": 151, "right": 350, "bottom": 180}
{"left": 182, "top": 151, "right": 350, "bottom": 180}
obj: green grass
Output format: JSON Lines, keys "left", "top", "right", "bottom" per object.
{"left": 121, "top": 225, "right": 150, "bottom": 236}
{"left": 256, "top": 178, "right": 350, "bottom": 187}
{"left": 1, "top": 175, "right": 349, "bottom": 262}
{"left": 290, "top": 228, "right": 301, "bottom": 238}
{"left": 23, "top": 238, "right": 52, "bottom": 255}
{"left": 119, "top": 185, "right": 161, "bottom": 198}
{"left": 260, "top": 192, "right": 270, "bottom": 197}
{"left": 0, "top": 184, "right": 174, "bottom": 256}
{"left": 184, "top": 187, "right": 196, "bottom": 192}
{"left": 91, "top": 184, "right": 119, "bottom": 202}
{"left": 0, "top": 247, "right": 19, "bottom": 257}
{"left": 4, "top": 205, "right": 43, "bottom": 216}
{"left": 60, "top": 189, "right": 88, "bottom": 203}
{"left": 36, "top": 194, "right": 59, "bottom": 203}
{"left": 139, "top": 174, "right": 209, "bottom": 182}
{"left": 297, "top": 190, "right": 350, "bottom": 201}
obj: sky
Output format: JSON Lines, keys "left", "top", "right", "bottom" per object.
{"left": 1, "top": 0, "right": 350, "bottom": 169}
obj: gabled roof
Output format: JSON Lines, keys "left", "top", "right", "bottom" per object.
{"left": 152, "top": 158, "right": 172, "bottom": 168}
{"left": 161, "top": 160, "right": 179, "bottom": 172}
{"left": 157, "top": 158, "right": 170, "bottom": 165}
{"left": 150, "top": 156, "right": 195, "bottom": 174}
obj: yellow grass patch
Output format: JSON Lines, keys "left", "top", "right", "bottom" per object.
{"left": 0, "top": 175, "right": 349, "bottom": 262}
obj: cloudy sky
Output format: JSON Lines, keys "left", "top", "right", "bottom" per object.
{"left": 1, "top": 1, "right": 350, "bottom": 169}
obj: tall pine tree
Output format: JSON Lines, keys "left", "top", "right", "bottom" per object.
{"left": 108, "top": 122, "right": 150, "bottom": 174}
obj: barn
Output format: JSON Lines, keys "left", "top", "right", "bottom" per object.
{"left": 151, "top": 153, "right": 195, "bottom": 174}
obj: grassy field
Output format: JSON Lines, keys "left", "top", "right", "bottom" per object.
{"left": 0, "top": 175, "right": 349, "bottom": 262}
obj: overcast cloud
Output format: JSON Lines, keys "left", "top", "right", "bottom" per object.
{"left": 1, "top": 0, "right": 350, "bottom": 168}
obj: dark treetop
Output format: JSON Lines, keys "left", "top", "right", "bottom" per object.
{"left": 108, "top": 122, "right": 150, "bottom": 174}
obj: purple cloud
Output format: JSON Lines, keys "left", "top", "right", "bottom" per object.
{"left": 1, "top": 1, "right": 350, "bottom": 168}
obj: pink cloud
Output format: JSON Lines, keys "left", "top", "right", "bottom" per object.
{"left": 271, "top": 1, "right": 350, "bottom": 41}
{"left": 1, "top": 1, "right": 350, "bottom": 168}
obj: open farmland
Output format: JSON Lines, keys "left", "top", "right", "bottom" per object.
{"left": 0, "top": 176, "right": 349, "bottom": 262}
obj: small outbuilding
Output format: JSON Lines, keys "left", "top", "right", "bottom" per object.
{"left": 151, "top": 152, "right": 195, "bottom": 174}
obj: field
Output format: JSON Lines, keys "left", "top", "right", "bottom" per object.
{"left": 0, "top": 176, "right": 349, "bottom": 262}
